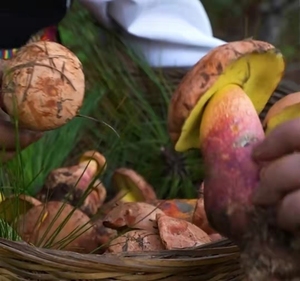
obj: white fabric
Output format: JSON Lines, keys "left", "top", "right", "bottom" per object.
{"left": 79, "top": 0, "right": 226, "bottom": 67}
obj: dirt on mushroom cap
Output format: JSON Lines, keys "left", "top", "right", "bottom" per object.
{"left": 112, "top": 168, "right": 157, "bottom": 202}
{"left": 168, "top": 40, "right": 284, "bottom": 152}
{"left": 1, "top": 41, "right": 85, "bottom": 131}
{"left": 36, "top": 164, "right": 106, "bottom": 217}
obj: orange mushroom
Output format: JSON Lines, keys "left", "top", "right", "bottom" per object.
{"left": 106, "top": 230, "right": 164, "bottom": 253}
{"left": 0, "top": 194, "right": 41, "bottom": 224}
{"left": 102, "top": 168, "right": 157, "bottom": 212}
{"left": 157, "top": 213, "right": 211, "bottom": 250}
{"left": 14, "top": 201, "right": 100, "bottom": 253}
{"left": 36, "top": 150, "right": 107, "bottom": 216}
{"left": 1, "top": 41, "right": 85, "bottom": 131}
{"left": 103, "top": 202, "right": 164, "bottom": 233}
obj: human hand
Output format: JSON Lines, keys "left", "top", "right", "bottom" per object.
{"left": 252, "top": 118, "right": 300, "bottom": 233}
{"left": 0, "top": 59, "right": 43, "bottom": 162}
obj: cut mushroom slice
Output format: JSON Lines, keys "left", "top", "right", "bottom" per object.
{"left": 157, "top": 213, "right": 211, "bottom": 250}
{"left": 103, "top": 202, "right": 164, "bottom": 233}
{"left": 106, "top": 230, "right": 164, "bottom": 253}
{"left": 151, "top": 199, "right": 197, "bottom": 222}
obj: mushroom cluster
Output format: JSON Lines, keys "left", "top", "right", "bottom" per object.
{"left": 0, "top": 149, "right": 222, "bottom": 254}
{"left": 103, "top": 202, "right": 220, "bottom": 253}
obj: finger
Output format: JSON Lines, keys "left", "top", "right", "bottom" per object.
{"left": 277, "top": 189, "right": 300, "bottom": 233}
{"left": 0, "top": 121, "right": 43, "bottom": 150}
{"left": 253, "top": 153, "right": 300, "bottom": 206}
{"left": 253, "top": 118, "right": 300, "bottom": 161}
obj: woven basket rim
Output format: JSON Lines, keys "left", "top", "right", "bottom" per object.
{"left": 0, "top": 237, "right": 242, "bottom": 280}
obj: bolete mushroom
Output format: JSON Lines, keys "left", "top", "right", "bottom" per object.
{"left": 157, "top": 213, "right": 211, "bottom": 250}
{"left": 103, "top": 202, "right": 164, "bottom": 233}
{"left": 151, "top": 199, "right": 197, "bottom": 222}
{"left": 14, "top": 201, "right": 100, "bottom": 253}
{"left": 263, "top": 91, "right": 300, "bottom": 134}
{"left": 0, "top": 194, "right": 41, "bottom": 224}
{"left": 1, "top": 41, "right": 85, "bottom": 131}
{"left": 106, "top": 230, "right": 164, "bottom": 253}
{"left": 168, "top": 40, "right": 298, "bottom": 279}
{"left": 36, "top": 150, "right": 107, "bottom": 216}
{"left": 103, "top": 168, "right": 157, "bottom": 212}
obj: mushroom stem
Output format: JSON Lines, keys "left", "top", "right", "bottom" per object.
{"left": 200, "top": 84, "right": 264, "bottom": 238}
{"left": 200, "top": 84, "right": 300, "bottom": 279}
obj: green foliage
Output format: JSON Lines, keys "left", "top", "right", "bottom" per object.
{"left": 57, "top": 2, "right": 205, "bottom": 199}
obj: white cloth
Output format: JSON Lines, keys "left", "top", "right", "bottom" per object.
{"left": 80, "top": 0, "right": 226, "bottom": 68}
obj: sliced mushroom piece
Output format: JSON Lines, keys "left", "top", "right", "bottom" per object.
{"left": 103, "top": 202, "right": 164, "bottom": 233}
{"left": 36, "top": 150, "right": 107, "bottom": 216}
{"left": 151, "top": 199, "right": 197, "bottom": 222}
{"left": 103, "top": 168, "right": 157, "bottom": 212}
{"left": 106, "top": 230, "right": 164, "bottom": 253}
{"left": 14, "top": 201, "right": 100, "bottom": 253}
{"left": 0, "top": 194, "right": 41, "bottom": 224}
{"left": 157, "top": 213, "right": 211, "bottom": 250}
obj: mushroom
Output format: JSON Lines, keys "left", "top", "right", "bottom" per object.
{"left": 0, "top": 194, "right": 41, "bottom": 224}
{"left": 167, "top": 40, "right": 300, "bottom": 279}
{"left": 1, "top": 41, "right": 85, "bottom": 131}
{"left": 91, "top": 218, "right": 118, "bottom": 254}
{"left": 192, "top": 197, "right": 216, "bottom": 235}
{"left": 102, "top": 202, "right": 164, "bottom": 233}
{"left": 102, "top": 168, "right": 157, "bottom": 212}
{"left": 151, "top": 199, "right": 197, "bottom": 222}
{"left": 106, "top": 230, "right": 164, "bottom": 253}
{"left": 156, "top": 214, "right": 211, "bottom": 250}
{"left": 262, "top": 91, "right": 300, "bottom": 134}
{"left": 36, "top": 150, "right": 107, "bottom": 216}
{"left": 14, "top": 201, "right": 100, "bottom": 253}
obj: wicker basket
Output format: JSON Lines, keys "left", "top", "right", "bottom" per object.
{"left": 0, "top": 238, "right": 241, "bottom": 280}
{"left": 0, "top": 75, "right": 298, "bottom": 281}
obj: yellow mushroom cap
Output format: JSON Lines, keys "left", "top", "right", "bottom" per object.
{"left": 168, "top": 40, "right": 285, "bottom": 152}
{"left": 112, "top": 168, "right": 157, "bottom": 202}
{"left": 1, "top": 41, "right": 85, "bottom": 131}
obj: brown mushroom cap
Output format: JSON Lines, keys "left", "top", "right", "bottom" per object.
{"left": 103, "top": 202, "right": 163, "bottom": 233}
{"left": 157, "top": 214, "right": 211, "bottom": 250}
{"left": 14, "top": 201, "right": 99, "bottom": 253}
{"left": 106, "top": 230, "right": 164, "bottom": 253}
{"left": 112, "top": 168, "right": 157, "bottom": 202}
{"left": 79, "top": 150, "right": 107, "bottom": 175}
{"left": 37, "top": 165, "right": 107, "bottom": 217}
{"left": 2, "top": 41, "right": 85, "bottom": 131}
{"left": 168, "top": 40, "right": 284, "bottom": 152}
{"left": 0, "top": 194, "right": 41, "bottom": 224}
